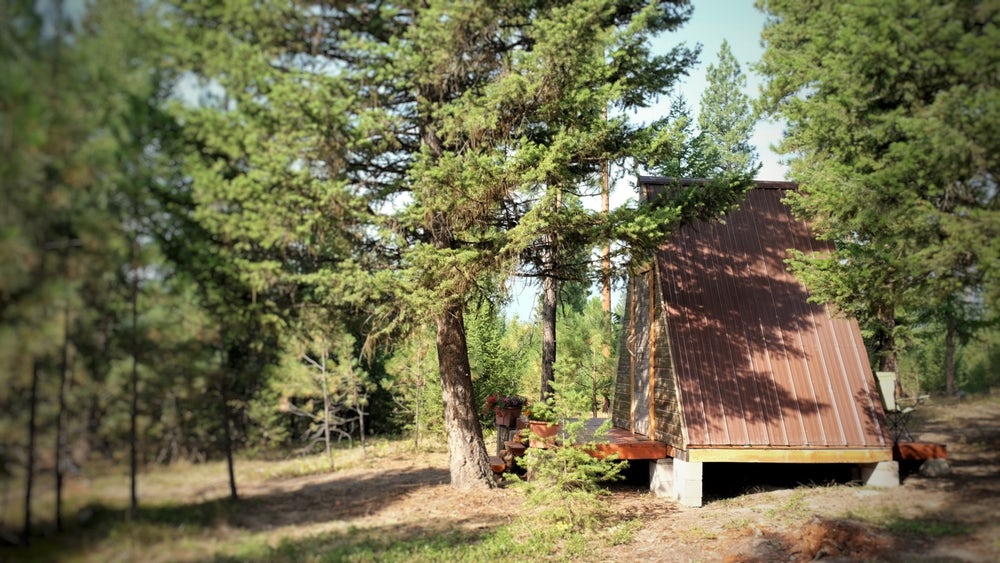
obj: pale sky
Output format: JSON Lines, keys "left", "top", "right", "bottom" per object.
{"left": 655, "top": 0, "right": 787, "bottom": 182}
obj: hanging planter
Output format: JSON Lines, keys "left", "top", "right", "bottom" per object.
{"left": 494, "top": 406, "right": 522, "bottom": 427}
{"left": 485, "top": 394, "right": 527, "bottom": 426}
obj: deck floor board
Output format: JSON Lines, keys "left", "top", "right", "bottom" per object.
{"left": 576, "top": 418, "right": 669, "bottom": 460}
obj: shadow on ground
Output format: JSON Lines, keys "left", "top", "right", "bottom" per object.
{"left": 0, "top": 465, "right": 451, "bottom": 562}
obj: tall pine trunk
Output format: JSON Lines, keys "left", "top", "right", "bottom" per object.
{"left": 22, "top": 360, "right": 40, "bottom": 545}
{"left": 353, "top": 370, "right": 367, "bottom": 459}
{"left": 540, "top": 187, "right": 561, "bottom": 401}
{"left": 945, "top": 314, "right": 956, "bottom": 396}
{"left": 320, "top": 353, "right": 333, "bottom": 470}
{"left": 541, "top": 266, "right": 557, "bottom": 400}
{"left": 435, "top": 304, "right": 494, "bottom": 489}
{"left": 220, "top": 359, "right": 237, "bottom": 500}
{"left": 419, "top": 109, "right": 493, "bottom": 489}
{"left": 55, "top": 302, "right": 71, "bottom": 531}
{"left": 129, "top": 236, "right": 139, "bottom": 519}
{"left": 600, "top": 115, "right": 612, "bottom": 320}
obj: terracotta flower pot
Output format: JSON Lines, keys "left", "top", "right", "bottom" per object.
{"left": 528, "top": 420, "right": 559, "bottom": 448}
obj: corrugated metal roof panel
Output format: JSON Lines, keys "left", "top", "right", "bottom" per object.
{"left": 649, "top": 182, "right": 890, "bottom": 450}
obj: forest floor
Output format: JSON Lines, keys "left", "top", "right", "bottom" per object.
{"left": 4, "top": 394, "right": 1000, "bottom": 562}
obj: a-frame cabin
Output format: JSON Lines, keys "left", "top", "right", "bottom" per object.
{"left": 613, "top": 177, "right": 899, "bottom": 506}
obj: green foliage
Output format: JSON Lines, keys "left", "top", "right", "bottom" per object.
{"left": 758, "top": 0, "right": 1000, "bottom": 380}
{"left": 637, "top": 95, "right": 719, "bottom": 178}
{"left": 555, "top": 297, "right": 617, "bottom": 416}
{"left": 514, "top": 412, "right": 626, "bottom": 534}
{"left": 250, "top": 326, "right": 374, "bottom": 461}
{"left": 899, "top": 322, "right": 1000, "bottom": 396}
{"left": 383, "top": 326, "right": 445, "bottom": 446}
{"left": 699, "top": 40, "right": 759, "bottom": 177}
{"left": 524, "top": 397, "right": 560, "bottom": 424}
{"left": 161, "top": 0, "right": 707, "bottom": 486}
{"left": 466, "top": 300, "right": 530, "bottom": 427}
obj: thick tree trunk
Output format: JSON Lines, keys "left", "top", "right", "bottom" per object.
{"left": 541, "top": 270, "right": 557, "bottom": 400}
{"left": 418, "top": 84, "right": 492, "bottom": 489}
{"left": 435, "top": 304, "right": 495, "bottom": 489}
{"left": 541, "top": 186, "right": 561, "bottom": 401}
{"left": 601, "top": 158, "right": 612, "bottom": 361}
{"left": 601, "top": 155, "right": 611, "bottom": 317}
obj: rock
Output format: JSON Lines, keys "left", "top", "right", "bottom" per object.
{"left": 919, "top": 458, "right": 951, "bottom": 477}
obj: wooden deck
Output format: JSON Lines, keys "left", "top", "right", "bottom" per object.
{"left": 577, "top": 418, "right": 669, "bottom": 460}
{"left": 505, "top": 418, "right": 914, "bottom": 465}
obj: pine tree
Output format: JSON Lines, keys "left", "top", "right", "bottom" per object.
{"left": 383, "top": 326, "right": 443, "bottom": 449}
{"left": 1, "top": 0, "right": 165, "bottom": 536}
{"left": 638, "top": 95, "right": 718, "bottom": 178}
{"left": 698, "top": 40, "right": 759, "bottom": 177}
{"left": 163, "top": 0, "right": 735, "bottom": 489}
{"left": 555, "top": 298, "right": 617, "bottom": 417}
{"left": 758, "top": 0, "right": 1000, "bottom": 387}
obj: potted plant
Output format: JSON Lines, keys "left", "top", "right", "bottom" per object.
{"left": 524, "top": 397, "right": 560, "bottom": 448}
{"left": 485, "top": 393, "right": 527, "bottom": 427}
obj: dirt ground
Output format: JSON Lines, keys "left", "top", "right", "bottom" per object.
{"left": 595, "top": 396, "right": 1000, "bottom": 562}
{"left": 20, "top": 396, "right": 999, "bottom": 562}
{"left": 203, "top": 396, "right": 1000, "bottom": 562}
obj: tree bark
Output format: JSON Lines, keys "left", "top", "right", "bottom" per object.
{"left": 320, "top": 353, "right": 333, "bottom": 470}
{"left": 129, "top": 238, "right": 139, "bottom": 519}
{"left": 220, "top": 363, "right": 238, "bottom": 500}
{"left": 355, "top": 374, "right": 367, "bottom": 458}
{"left": 22, "top": 359, "right": 40, "bottom": 545}
{"left": 55, "top": 303, "right": 71, "bottom": 532}
{"left": 417, "top": 89, "right": 493, "bottom": 488}
{"left": 945, "top": 314, "right": 956, "bottom": 396}
{"left": 541, "top": 267, "right": 557, "bottom": 400}
{"left": 540, "top": 186, "right": 560, "bottom": 401}
{"left": 600, "top": 156, "right": 612, "bottom": 362}
{"left": 435, "top": 304, "right": 495, "bottom": 489}
{"left": 601, "top": 150, "right": 611, "bottom": 318}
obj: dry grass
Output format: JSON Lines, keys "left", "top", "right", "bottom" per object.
{"left": 2, "top": 395, "right": 999, "bottom": 562}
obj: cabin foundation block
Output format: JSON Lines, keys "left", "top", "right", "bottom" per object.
{"left": 860, "top": 460, "right": 900, "bottom": 487}
{"left": 649, "top": 458, "right": 703, "bottom": 507}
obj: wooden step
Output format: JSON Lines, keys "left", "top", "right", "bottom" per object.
{"left": 504, "top": 440, "right": 526, "bottom": 457}
{"left": 488, "top": 455, "right": 506, "bottom": 474}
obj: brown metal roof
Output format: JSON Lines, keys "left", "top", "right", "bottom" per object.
{"left": 645, "top": 179, "right": 890, "bottom": 450}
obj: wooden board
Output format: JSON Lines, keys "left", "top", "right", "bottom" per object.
{"left": 676, "top": 447, "right": 892, "bottom": 463}
{"left": 586, "top": 441, "right": 669, "bottom": 460}
{"left": 578, "top": 418, "right": 669, "bottom": 460}
{"left": 489, "top": 455, "right": 506, "bottom": 474}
